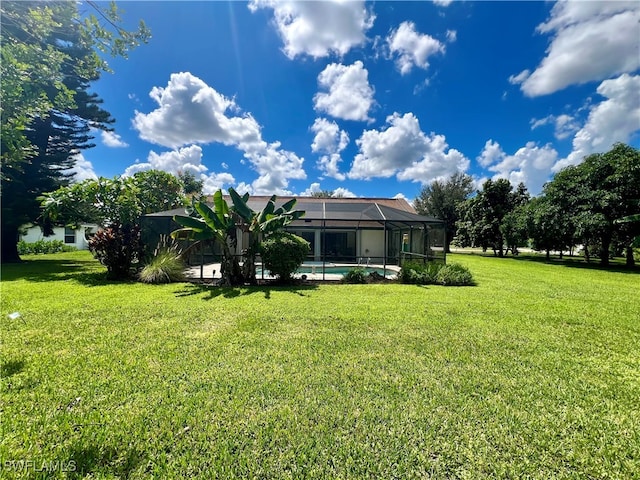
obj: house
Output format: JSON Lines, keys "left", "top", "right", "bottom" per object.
{"left": 20, "top": 224, "right": 98, "bottom": 250}
{"left": 142, "top": 196, "right": 446, "bottom": 268}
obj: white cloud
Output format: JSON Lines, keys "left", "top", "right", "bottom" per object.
{"left": 201, "top": 172, "right": 236, "bottom": 194}
{"left": 387, "top": 21, "right": 444, "bottom": 75}
{"left": 530, "top": 114, "right": 580, "bottom": 140}
{"left": 333, "top": 187, "right": 356, "bottom": 198}
{"left": 133, "top": 72, "right": 306, "bottom": 195}
{"left": 300, "top": 182, "right": 322, "bottom": 196}
{"left": 244, "top": 142, "right": 306, "bottom": 195}
{"left": 314, "top": 61, "right": 375, "bottom": 122}
{"left": 477, "top": 139, "right": 503, "bottom": 168}
{"left": 248, "top": 0, "right": 374, "bottom": 59}
{"left": 299, "top": 182, "right": 356, "bottom": 197}
{"left": 508, "top": 70, "right": 530, "bottom": 85}
{"left": 123, "top": 145, "right": 208, "bottom": 177}
{"left": 311, "top": 118, "right": 349, "bottom": 153}
{"left": 477, "top": 140, "right": 558, "bottom": 195}
{"left": 512, "top": 2, "right": 640, "bottom": 96}
{"left": 121, "top": 145, "right": 235, "bottom": 194}
{"left": 133, "top": 72, "right": 262, "bottom": 150}
{"left": 554, "top": 73, "right": 640, "bottom": 171}
{"left": 349, "top": 112, "right": 469, "bottom": 185}
{"left": 433, "top": 0, "right": 453, "bottom": 6}
{"left": 396, "top": 135, "right": 470, "bottom": 185}
{"left": 316, "top": 154, "right": 345, "bottom": 181}
{"left": 101, "top": 130, "right": 129, "bottom": 148}
{"left": 311, "top": 118, "right": 349, "bottom": 180}
{"left": 67, "top": 153, "right": 98, "bottom": 182}
{"left": 446, "top": 29, "right": 457, "bottom": 43}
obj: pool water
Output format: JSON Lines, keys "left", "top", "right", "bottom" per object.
{"left": 256, "top": 265, "right": 396, "bottom": 277}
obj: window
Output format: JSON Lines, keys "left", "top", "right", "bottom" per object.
{"left": 64, "top": 227, "right": 76, "bottom": 244}
{"left": 323, "top": 231, "right": 356, "bottom": 261}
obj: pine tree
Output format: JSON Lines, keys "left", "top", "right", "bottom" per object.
{"left": 1, "top": 1, "right": 149, "bottom": 262}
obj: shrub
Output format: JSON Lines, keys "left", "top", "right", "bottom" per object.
{"left": 17, "top": 239, "right": 76, "bottom": 255}
{"left": 398, "top": 261, "right": 472, "bottom": 286}
{"left": 89, "top": 223, "right": 143, "bottom": 280}
{"left": 139, "top": 236, "right": 185, "bottom": 284}
{"left": 139, "top": 250, "right": 185, "bottom": 284}
{"left": 435, "top": 263, "right": 474, "bottom": 286}
{"left": 399, "top": 261, "right": 442, "bottom": 285}
{"left": 342, "top": 268, "right": 368, "bottom": 284}
{"left": 260, "top": 233, "right": 310, "bottom": 282}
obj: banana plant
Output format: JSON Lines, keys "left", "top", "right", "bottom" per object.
{"left": 228, "top": 188, "right": 305, "bottom": 283}
{"left": 171, "top": 190, "right": 243, "bottom": 286}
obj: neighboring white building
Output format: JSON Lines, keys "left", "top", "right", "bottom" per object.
{"left": 20, "top": 224, "right": 98, "bottom": 250}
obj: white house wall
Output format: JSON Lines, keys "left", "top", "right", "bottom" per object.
{"left": 359, "top": 230, "right": 385, "bottom": 261}
{"left": 20, "top": 225, "right": 96, "bottom": 250}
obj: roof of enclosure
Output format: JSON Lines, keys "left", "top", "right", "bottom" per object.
{"left": 145, "top": 196, "right": 444, "bottom": 228}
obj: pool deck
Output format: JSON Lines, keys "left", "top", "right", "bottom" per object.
{"left": 185, "top": 262, "right": 400, "bottom": 282}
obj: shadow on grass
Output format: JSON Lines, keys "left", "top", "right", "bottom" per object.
{"left": 67, "top": 444, "right": 145, "bottom": 479}
{"left": 1, "top": 359, "right": 25, "bottom": 378}
{"left": 508, "top": 254, "right": 640, "bottom": 275}
{"left": 0, "top": 258, "right": 135, "bottom": 286}
{"left": 174, "top": 282, "right": 319, "bottom": 300}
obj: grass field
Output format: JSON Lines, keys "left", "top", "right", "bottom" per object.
{"left": 1, "top": 251, "right": 639, "bottom": 479}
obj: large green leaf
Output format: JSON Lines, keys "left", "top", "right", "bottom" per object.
{"left": 170, "top": 228, "right": 212, "bottom": 241}
{"left": 288, "top": 210, "right": 305, "bottom": 221}
{"left": 212, "top": 190, "right": 229, "bottom": 220}
{"left": 195, "top": 200, "right": 227, "bottom": 231}
{"left": 229, "top": 187, "right": 254, "bottom": 222}
{"left": 279, "top": 198, "right": 297, "bottom": 213}
{"left": 172, "top": 214, "right": 206, "bottom": 232}
{"left": 258, "top": 197, "right": 276, "bottom": 223}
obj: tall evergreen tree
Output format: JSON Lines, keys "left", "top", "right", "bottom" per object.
{"left": 1, "top": 1, "right": 149, "bottom": 262}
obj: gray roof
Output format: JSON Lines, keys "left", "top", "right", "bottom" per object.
{"left": 145, "top": 197, "right": 443, "bottom": 227}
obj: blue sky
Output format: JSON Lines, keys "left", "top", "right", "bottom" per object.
{"left": 73, "top": 0, "right": 640, "bottom": 199}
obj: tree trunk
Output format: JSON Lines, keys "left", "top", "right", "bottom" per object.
{"left": 219, "top": 242, "right": 243, "bottom": 286}
{"left": 444, "top": 232, "right": 452, "bottom": 254}
{"left": 626, "top": 246, "right": 635, "bottom": 267}
{"left": 1, "top": 224, "right": 22, "bottom": 263}
{"left": 546, "top": 249, "right": 550, "bottom": 261}
{"left": 600, "top": 235, "right": 611, "bottom": 267}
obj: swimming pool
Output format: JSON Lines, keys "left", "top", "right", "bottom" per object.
{"left": 256, "top": 264, "right": 397, "bottom": 278}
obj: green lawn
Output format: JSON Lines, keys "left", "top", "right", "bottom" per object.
{"left": 1, "top": 251, "right": 639, "bottom": 479}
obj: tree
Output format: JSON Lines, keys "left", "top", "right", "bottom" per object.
{"left": 172, "top": 189, "right": 306, "bottom": 286}
{"left": 501, "top": 205, "right": 529, "bottom": 256}
{"left": 41, "top": 172, "right": 183, "bottom": 228}
{"left": 455, "top": 179, "right": 529, "bottom": 257}
{"left": 542, "top": 143, "right": 640, "bottom": 266}
{"left": 131, "top": 170, "right": 187, "bottom": 215}
{"left": 527, "top": 196, "right": 565, "bottom": 260}
{"left": 172, "top": 193, "right": 243, "bottom": 287}
{"left": 414, "top": 172, "right": 473, "bottom": 253}
{"left": 177, "top": 171, "right": 204, "bottom": 197}
{"left": 39, "top": 172, "right": 183, "bottom": 278}
{"left": 1, "top": 1, "right": 150, "bottom": 263}
{"left": 229, "top": 188, "right": 305, "bottom": 284}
